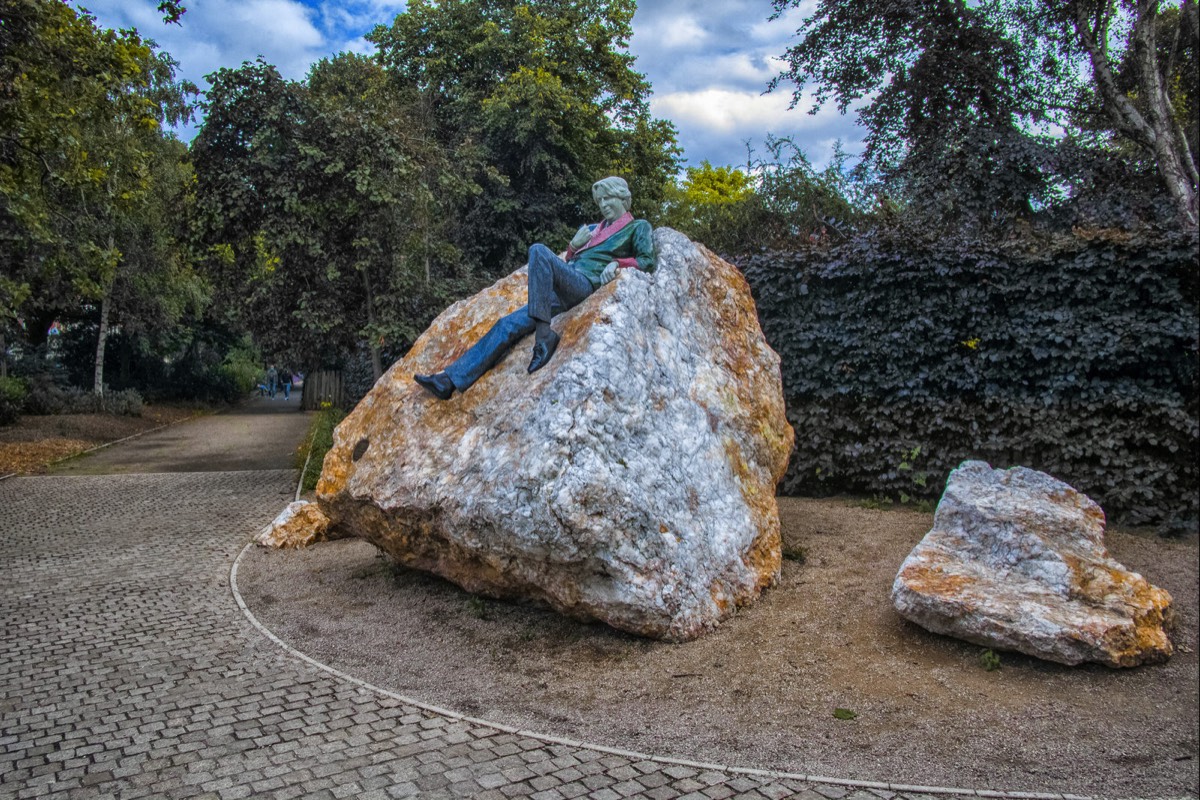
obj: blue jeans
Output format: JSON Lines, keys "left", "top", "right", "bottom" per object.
{"left": 444, "top": 243, "right": 594, "bottom": 391}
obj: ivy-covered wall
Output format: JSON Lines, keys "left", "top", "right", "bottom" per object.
{"left": 738, "top": 229, "right": 1199, "bottom": 532}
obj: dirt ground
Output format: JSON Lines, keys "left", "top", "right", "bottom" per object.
{"left": 0, "top": 405, "right": 205, "bottom": 475}
{"left": 237, "top": 498, "right": 1199, "bottom": 800}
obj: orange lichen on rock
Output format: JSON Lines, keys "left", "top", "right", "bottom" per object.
{"left": 256, "top": 500, "right": 339, "bottom": 550}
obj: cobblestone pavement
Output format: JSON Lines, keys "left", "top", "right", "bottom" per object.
{"left": 2, "top": 467, "right": 1092, "bottom": 800}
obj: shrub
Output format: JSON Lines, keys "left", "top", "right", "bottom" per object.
{"left": 21, "top": 374, "right": 143, "bottom": 417}
{"left": 739, "top": 228, "right": 1199, "bottom": 532}
{"left": 220, "top": 337, "right": 263, "bottom": 395}
{"left": 22, "top": 373, "right": 74, "bottom": 415}
{"left": 0, "top": 376, "right": 27, "bottom": 426}
{"left": 102, "top": 388, "right": 143, "bottom": 416}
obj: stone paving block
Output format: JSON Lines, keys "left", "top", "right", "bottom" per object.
{"left": 557, "top": 781, "right": 590, "bottom": 799}
{"left": 814, "top": 786, "right": 851, "bottom": 799}
{"left": 501, "top": 779, "right": 538, "bottom": 797}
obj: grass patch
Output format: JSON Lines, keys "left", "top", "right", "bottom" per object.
{"left": 465, "top": 595, "right": 489, "bottom": 619}
{"left": 297, "top": 405, "right": 346, "bottom": 493}
{"left": 979, "top": 648, "right": 1002, "bottom": 672}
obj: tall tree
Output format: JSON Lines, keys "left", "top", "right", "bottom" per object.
{"left": 1009, "top": 0, "right": 1199, "bottom": 227}
{"left": 769, "top": 0, "right": 1199, "bottom": 231}
{"left": 0, "top": 0, "right": 201, "bottom": 391}
{"left": 193, "top": 56, "right": 475, "bottom": 378}
{"left": 368, "top": 0, "right": 680, "bottom": 273}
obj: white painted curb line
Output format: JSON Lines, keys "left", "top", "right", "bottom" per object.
{"left": 229, "top": 541, "right": 1097, "bottom": 800}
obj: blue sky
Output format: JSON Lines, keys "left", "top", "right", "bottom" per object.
{"left": 75, "top": 0, "right": 863, "bottom": 171}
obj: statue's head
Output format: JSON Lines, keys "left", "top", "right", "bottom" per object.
{"left": 592, "top": 176, "right": 632, "bottom": 212}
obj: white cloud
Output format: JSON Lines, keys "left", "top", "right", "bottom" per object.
{"left": 654, "top": 87, "right": 846, "bottom": 134}
{"left": 316, "top": 0, "right": 407, "bottom": 38}
{"left": 76, "top": 0, "right": 327, "bottom": 81}
{"left": 654, "top": 89, "right": 797, "bottom": 134}
{"left": 340, "top": 36, "right": 377, "bottom": 57}
{"left": 652, "top": 87, "right": 862, "bottom": 169}
{"left": 637, "top": 14, "right": 709, "bottom": 49}
{"left": 747, "top": 2, "right": 812, "bottom": 42}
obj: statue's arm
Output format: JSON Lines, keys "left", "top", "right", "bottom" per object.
{"left": 622, "top": 220, "right": 655, "bottom": 273}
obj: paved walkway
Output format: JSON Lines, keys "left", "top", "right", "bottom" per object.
{"left": 1, "top": 401, "right": 1097, "bottom": 800}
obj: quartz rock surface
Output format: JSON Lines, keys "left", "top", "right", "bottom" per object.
{"left": 316, "top": 228, "right": 794, "bottom": 640}
{"left": 892, "top": 460, "right": 1174, "bottom": 667}
{"left": 257, "top": 500, "right": 336, "bottom": 549}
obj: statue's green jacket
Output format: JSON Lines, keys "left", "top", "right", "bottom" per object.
{"left": 565, "top": 213, "right": 655, "bottom": 287}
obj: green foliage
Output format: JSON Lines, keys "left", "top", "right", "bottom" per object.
{"left": 0, "top": 376, "right": 28, "bottom": 425}
{"left": 768, "top": 0, "right": 1198, "bottom": 232}
{"left": 21, "top": 376, "right": 142, "bottom": 416}
{"left": 299, "top": 405, "right": 346, "bottom": 493}
{"left": 663, "top": 138, "right": 864, "bottom": 256}
{"left": 979, "top": 649, "right": 1002, "bottom": 672}
{"left": 219, "top": 337, "right": 262, "bottom": 395}
{"left": 741, "top": 228, "right": 1199, "bottom": 532}
{"left": 832, "top": 707, "right": 858, "bottom": 720}
{"left": 465, "top": 595, "right": 490, "bottom": 620}
{"left": 369, "top": 0, "right": 680, "bottom": 273}
{"left": 193, "top": 55, "right": 476, "bottom": 375}
{"left": 662, "top": 161, "right": 758, "bottom": 254}
{"left": 0, "top": 0, "right": 203, "bottom": 390}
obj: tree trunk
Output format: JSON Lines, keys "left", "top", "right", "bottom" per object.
{"left": 423, "top": 233, "right": 432, "bottom": 286}
{"left": 1132, "top": 0, "right": 1199, "bottom": 227}
{"left": 93, "top": 233, "right": 117, "bottom": 396}
{"left": 93, "top": 291, "right": 110, "bottom": 396}
{"left": 1073, "top": 0, "right": 1199, "bottom": 228}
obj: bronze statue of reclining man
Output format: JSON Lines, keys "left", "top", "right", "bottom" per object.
{"left": 414, "top": 176, "right": 656, "bottom": 400}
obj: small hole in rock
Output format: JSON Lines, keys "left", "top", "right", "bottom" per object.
{"left": 352, "top": 438, "right": 370, "bottom": 461}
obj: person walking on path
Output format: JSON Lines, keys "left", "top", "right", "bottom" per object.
{"left": 266, "top": 364, "right": 278, "bottom": 399}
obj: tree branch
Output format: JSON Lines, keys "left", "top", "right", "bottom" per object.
{"left": 1070, "top": 1, "right": 1156, "bottom": 149}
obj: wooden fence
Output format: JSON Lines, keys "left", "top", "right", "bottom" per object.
{"left": 300, "top": 369, "right": 344, "bottom": 410}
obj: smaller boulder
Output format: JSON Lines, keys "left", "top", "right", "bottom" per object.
{"left": 257, "top": 500, "right": 336, "bottom": 549}
{"left": 892, "top": 461, "right": 1174, "bottom": 667}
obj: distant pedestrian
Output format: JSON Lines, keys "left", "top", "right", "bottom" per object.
{"left": 266, "top": 364, "right": 278, "bottom": 399}
{"left": 279, "top": 368, "right": 292, "bottom": 400}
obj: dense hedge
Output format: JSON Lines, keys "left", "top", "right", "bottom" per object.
{"left": 738, "top": 229, "right": 1199, "bottom": 533}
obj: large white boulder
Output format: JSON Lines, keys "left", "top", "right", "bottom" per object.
{"left": 892, "top": 460, "right": 1175, "bottom": 667}
{"left": 315, "top": 229, "right": 794, "bottom": 641}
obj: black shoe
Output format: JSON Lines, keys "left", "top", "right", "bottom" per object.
{"left": 414, "top": 372, "right": 454, "bottom": 400}
{"left": 528, "top": 330, "right": 560, "bottom": 374}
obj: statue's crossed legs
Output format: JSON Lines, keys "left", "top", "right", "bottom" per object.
{"left": 415, "top": 243, "right": 595, "bottom": 400}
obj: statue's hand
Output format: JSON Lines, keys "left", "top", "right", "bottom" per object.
{"left": 600, "top": 261, "right": 619, "bottom": 285}
{"left": 570, "top": 225, "right": 593, "bottom": 250}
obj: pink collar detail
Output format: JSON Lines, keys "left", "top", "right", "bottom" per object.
{"left": 579, "top": 211, "right": 634, "bottom": 252}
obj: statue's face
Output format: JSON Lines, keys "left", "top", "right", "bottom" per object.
{"left": 596, "top": 191, "right": 625, "bottom": 223}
